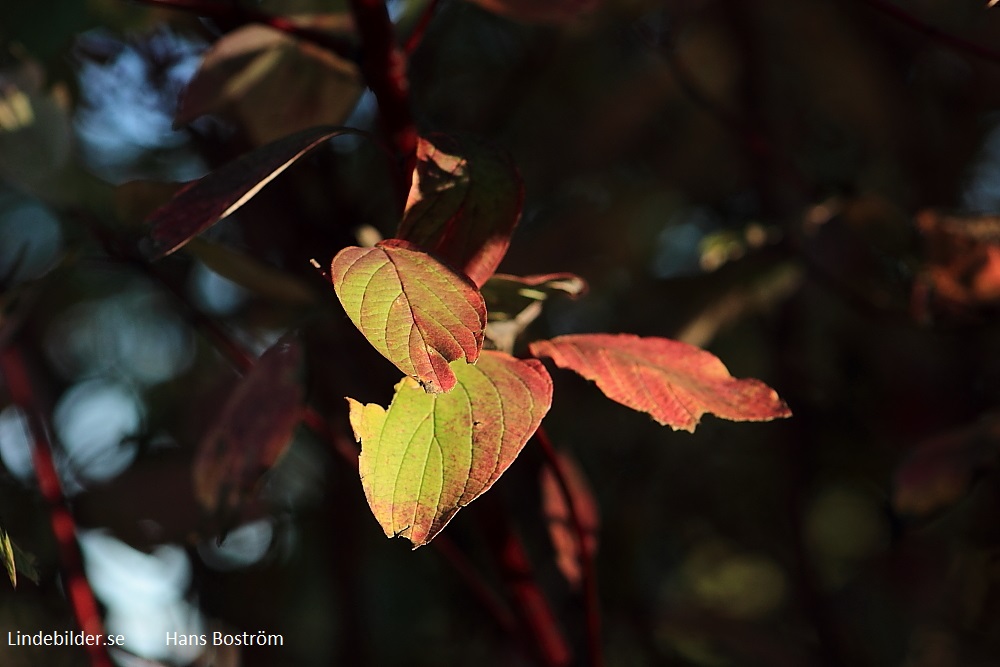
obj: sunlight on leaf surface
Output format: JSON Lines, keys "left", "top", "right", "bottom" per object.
{"left": 332, "top": 239, "right": 486, "bottom": 393}
{"left": 530, "top": 334, "right": 791, "bottom": 431}
{"left": 347, "top": 351, "right": 552, "bottom": 547}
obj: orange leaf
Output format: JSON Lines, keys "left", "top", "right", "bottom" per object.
{"left": 331, "top": 239, "right": 486, "bottom": 393}
{"left": 529, "top": 334, "right": 791, "bottom": 431}
{"left": 540, "top": 451, "right": 598, "bottom": 588}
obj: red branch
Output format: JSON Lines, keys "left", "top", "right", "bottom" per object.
{"left": 534, "top": 426, "right": 603, "bottom": 667}
{"left": 0, "top": 346, "right": 114, "bottom": 667}
{"left": 130, "top": 0, "right": 357, "bottom": 61}
{"left": 347, "top": 0, "right": 419, "bottom": 181}
{"left": 403, "top": 0, "right": 441, "bottom": 55}
{"left": 856, "top": 0, "right": 1000, "bottom": 64}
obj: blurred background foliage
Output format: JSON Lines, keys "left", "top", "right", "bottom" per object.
{"left": 3, "top": 0, "right": 1000, "bottom": 665}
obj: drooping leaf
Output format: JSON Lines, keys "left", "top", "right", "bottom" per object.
{"left": 331, "top": 239, "right": 486, "bottom": 393}
{"left": 347, "top": 351, "right": 553, "bottom": 547}
{"left": 893, "top": 417, "right": 1000, "bottom": 516}
{"left": 529, "top": 334, "right": 791, "bottom": 432}
{"left": 466, "top": 0, "right": 601, "bottom": 25}
{"left": 540, "top": 450, "right": 599, "bottom": 589}
{"left": 176, "top": 21, "right": 363, "bottom": 146}
{"left": 396, "top": 134, "right": 523, "bottom": 287}
{"left": 144, "top": 126, "right": 358, "bottom": 259}
{"left": 194, "top": 336, "right": 304, "bottom": 517}
{"left": 482, "top": 272, "right": 587, "bottom": 353}
{"left": 1, "top": 528, "right": 15, "bottom": 588}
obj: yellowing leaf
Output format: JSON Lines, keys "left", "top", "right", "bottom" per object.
{"left": 331, "top": 239, "right": 487, "bottom": 393}
{"left": 397, "top": 134, "right": 523, "bottom": 287}
{"left": 529, "top": 334, "right": 791, "bottom": 432}
{"left": 347, "top": 351, "right": 553, "bottom": 547}
{"left": 1, "top": 528, "right": 15, "bottom": 589}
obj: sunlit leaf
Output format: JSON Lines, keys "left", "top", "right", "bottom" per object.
{"left": 466, "top": 0, "right": 601, "bottom": 25}
{"left": 540, "top": 450, "right": 598, "bottom": 589}
{"left": 347, "top": 351, "right": 552, "bottom": 547}
{"left": 176, "top": 21, "right": 362, "bottom": 146}
{"left": 1, "top": 528, "right": 15, "bottom": 589}
{"left": 194, "top": 336, "right": 304, "bottom": 517}
{"left": 529, "top": 334, "right": 791, "bottom": 431}
{"left": 144, "top": 125, "right": 358, "bottom": 258}
{"left": 396, "top": 134, "right": 522, "bottom": 287}
{"left": 331, "top": 239, "right": 486, "bottom": 393}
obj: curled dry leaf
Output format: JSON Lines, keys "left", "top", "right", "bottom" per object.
{"left": 467, "top": 0, "right": 601, "bottom": 24}
{"left": 347, "top": 351, "right": 553, "bottom": 547}
{"left": 194, "top": 336, "right": 304, "bottom": 518}
{"left": 396, "top": 134, "right": 523, "bottom": 287}
{"left": 529, "top": 333, "right": 791, "bottom": 432}
{"left": 541, "top": 451, "right": 598, "bottom": 589}
{"left": 331, "top": 239, "right": 486, "bottom": 393}
{"left": 145, "top": 126, "right": 357, "bottom": 259}
{"left": 176, "top": 21, "right": 362, "bottom": 146}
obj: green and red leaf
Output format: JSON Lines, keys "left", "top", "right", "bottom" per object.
{"left": 396, "top": 134, "right": 523, "bottom": 287}
{"left": 347, "top": 351, "right": 553, "bottom": 547}
{"left": 145, "top": 126, "right": 357, "bottom": 258}
{"left": 194, "top": 336, "right": 304, "bottom": 516}
{"left": 529, "top": 333, "right": 791, "bottom": 432}
{"left": 331, "top": 239, "right": 486, "bottom": 393}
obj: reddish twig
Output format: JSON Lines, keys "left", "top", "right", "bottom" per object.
{"left": 534, "top": 426, "right": 603, "bottom": 667}
{"left": 855, "top": 0, "right": 1000, "bottom": 65}
{"left": 130, "top": 0, "right": 357, "bottom": 61}
{"left": 0, "top": 346, "right": 114, "bottom": 667}
{"left": 346, "top": 0, "right": 419, "bottom": 183}
{"left": 403, "top": 0, "right": 441, "bottom": 55}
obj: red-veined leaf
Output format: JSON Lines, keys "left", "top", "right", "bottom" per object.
{"left": 144, "top": 126, "right": 358, "bottom": 259}
{"left": 331, "top": 239, "right": 486, "bottom": 393}
{"left": 347, "top": 351, "right": 553, "bottom": 547}
{"left": 396, "top": 134, "right": 523, "bottom": 287}
{"left": 194, "top": 336, "right": 304, "bottom": 516}
{"left": 529, "top": 333, "right": 791, "bottom": 431}
{"left": 540, "top": 450, "right": 598, "bottom": 589}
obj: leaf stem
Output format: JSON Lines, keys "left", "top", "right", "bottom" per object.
{"left": 534, "top": 425, "right": 604, "bottom": 667}
{"left": 129, "top": 0, "right": 358, "bottom": 61}
{"left": 403, "top": 0, "right": 441, "bottom": 55}
{"left": 0, "top": 346, "right": 114, "bottom": 667}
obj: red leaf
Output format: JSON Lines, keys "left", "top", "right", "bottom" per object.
{"left": 144, "top": 126, "right": 358, "bottom": 259}
{"left": 540, "top": 451, "right": 598, "bottom": 588}
{"left": 194, "top": 336, "right": 304, "bottom": 516}
{"left": 396, "top": 134, "right": 523, "bottom": 287}
{"left": 529, "top": 334, "right": 791, "bottom": 431}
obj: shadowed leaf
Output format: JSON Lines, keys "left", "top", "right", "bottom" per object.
{"left": 187, "top": 238, "right": 317, "bottom": 305}
{"left": 529, "top": 334, "right": 791, "bottom": 432}
{"left": 396, "top": 134, "right": 522, "bottom": 287}
{"left": 145, "top": 126, "right": 357, "bottom": 259}
{"left": 194, "top": 336, "right": 304, "bottom": 518}
{"left": 347, "top": 351, "right": 553, "bottom": 547}
{"left": 467, "top": 0, "right": 601, "bottom": 24}
{"left": 482, "top": 272, "right": 587, "bottom": 353}
{"left": 541, "top": 450, "right": 598, "bottom": 589}
{"left": 331, "top": 239, "right": 486, "bottom": 393}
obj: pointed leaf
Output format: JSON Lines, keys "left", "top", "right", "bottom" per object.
{"left": 331, "top": 239, "right": 486, "bottom": 393}
{"left": 396, "top": 134, "right": 523, "bottom": 287}
{"left": 347, "top": 351, "right": 553, "bottom": 547}
{"left": 1, "top": 528, "right": 15, "bottom": 589}
{"left": 145, "top": 126, "right": 358, "bottom": 259}
{"left": 540, "top": 451, "right": 599, "bottom": 589}
{"left": 194, "top": 336, "right": 304, "bottom": 517}
{"left": 529, "top": 334, "right": 791, "bottom": 432}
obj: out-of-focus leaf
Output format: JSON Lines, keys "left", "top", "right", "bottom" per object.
{"left": 482, "top": 272, "right": 587, "bottom": 352}
{"left": 529, "top": 334, "right": 791, "bottom": 432}
{"left": 144, "top": 125, "right": 356, "bottom": 258}
{"left": 894, "top": 417, "right": 1000, "bottom": 516}
{"left": 540, "top": 450, "right": 598, "bottom": 589}
{"left": 331, "top": 239, "right": 486, "bottom": 393}
{"left": 176, "top": 20, "right": 363, "bottom": 146}
{"left": 114, "top": 180, "right": 186, "bottom": 225}
{"left": 347, "top": 351, "right": 553, "bottom": 547}
{"left": 194, "top": 336, "right": 304, "bottom": 517}
{"left": 396, "top": 134, "right": 523, "bottom": 287}
{"left": 186, "top": 238, "right": 316, "bottom": 305}
{"left": 466, "top": 0, "right": 601, "bottom": 24}
{"left": 913, "top": 210, "right": 1000, "bottom": 321}
{"left": 1, "top": 528, "right": 15, "bottom": 588}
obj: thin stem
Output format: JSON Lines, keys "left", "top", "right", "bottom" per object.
{"left": 854, "top": 0, "right": 1000, "bottom": 65}
{"left": 131, "top": 0, "right": 358, "bottom": 61}
{"left": 534, "top": 425, "right": 603, "bottom": 667}
{"left": 403, "top": 0, "right": 441, "bottom": 55}
{"left": 0, "top": 346, "right": 114, "bottom": 667}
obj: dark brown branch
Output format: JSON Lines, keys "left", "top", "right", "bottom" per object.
{"left": 534, "top": 426, "right": 603, "bottom": 667}
{"left": 0, "top": 346, "right": 114, "bottom": 667}
{"left": 131, "top": 0, "right": 357, "bottom": 61}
